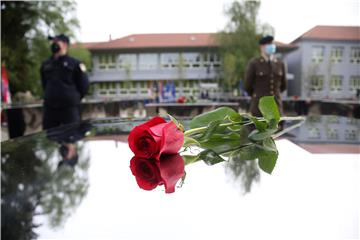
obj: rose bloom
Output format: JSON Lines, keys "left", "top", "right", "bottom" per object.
{"left": 128, "top": 117, "right": 184, "bottom": 159}
{"left": 130, "top": 154, "right": 185, "bottom": 193}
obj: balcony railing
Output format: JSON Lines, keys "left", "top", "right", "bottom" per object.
{"left": 89, "top": 67, "right": 218, "bottom": 81}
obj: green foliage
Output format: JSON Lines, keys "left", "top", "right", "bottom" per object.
{"left": 183, "top": 136, "right": 200, "bottom": 148}
{"left": 259, "top": 96, "right": 281, "bottom": 123}
{"left": 1, "top": 1, "right": 81, "bottom": 97}
{"left": 216, "top": 0, "right": 273, "bottom": 91}
{"left": 199, "top": 149, "right": 225, "bottom": 166}
{"left": 68, "top": 45, "right": 92, "bottom": 71}
{"left": 184, "top": 96, "right": 284, "bottom": 174}
{"left": 189, "top": 107, "right": 239, "bottom": 129}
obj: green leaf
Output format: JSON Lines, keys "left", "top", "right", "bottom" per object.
{"left": 257, "top": 150, "right": 278, "bottom": 174}
{"left": 198, "top": 132, "right": 249, "bottom": 154}
{"left": 256, "top": 138, "right": 278, "bottom": 174}
{"left": 189, "top": 107, "right": 238, "bottom": 129}
{"left": 268, "top": 119, "right": 279, "bottom": 130}
{"left": 183, "top": 136, "right": 201, "bottom": 148}
{"left": 248, "top": 116, "right": 267, "bottom": 131}
{"left": 227, "top": 124, "right": 244, "bottom": 132}
{"left": 198, "top": 120, "right": 222, "bottom": 140}
{"left": 168, "top": 114, "right": 185, "bottom": 132}
{"left": 227, "top": 112, "right": 242, "bottom": 123}
{"left": 182, "top": 154, "right": 200, "bottom": 165}
{"left": 261, "top": 138, "right": 278, "bottom": 152}
{"left": 199, "top": 149, "right": 226, "bottom": 165}
{"left": 179, "top": 171, "right": 187, "bottom": 187}
{"left": 259, "top": 96, "right": 280, "bottom": 123}
{"left": 248, "top": 128, "right": 277, "bottom": 141}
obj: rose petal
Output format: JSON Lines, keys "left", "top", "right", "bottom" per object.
{"left": 143, "top": 116, "right": 166, "bottom": 128}
{"left": 149, "top": 123, "right": 167, "bottom": 137}
{"left": 159, "top": 154, "right": 185, "bottom": 193}
{"left": 159, "top": 121, "right": 184, "bottom": 156}
{"left": 130, "top": 156, "right": 162, "bottom": 191}
{"left": 128, "top": 126, "right": 161, "bottom": 158}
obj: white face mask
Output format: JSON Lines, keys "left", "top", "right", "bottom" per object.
{"left": 265, "top": 44, "right": 276, "bottom": 55}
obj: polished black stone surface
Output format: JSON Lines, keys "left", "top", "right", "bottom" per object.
{"left": 1, "top": 118, "right": 359, "bottom": 239}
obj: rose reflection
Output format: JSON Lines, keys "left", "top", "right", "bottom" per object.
{"left": 130, "top": 154, "right": 185, "bottom": 193}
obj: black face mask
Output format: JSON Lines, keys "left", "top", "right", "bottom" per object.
{"left": 50, "top": 42, "right": 61, "bottom": 54}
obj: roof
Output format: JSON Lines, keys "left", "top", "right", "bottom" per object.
{"left": 292, "top": 25, "right": 360, "bottom": 43}
{"left": 86, "top": 33, "right": 217, "bottom": 50}
{"left": 76, "top": 33, "right": 295, "bottom": 51}
{"left": 71, "top": 42, "right": 100, "bottom": 49}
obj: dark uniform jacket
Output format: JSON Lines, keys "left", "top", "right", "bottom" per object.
{"left": 40, "top": 55, "right": 89, "bottom": 108}
{"left": 244, "top": 56, "right": 287, "bottom": 116}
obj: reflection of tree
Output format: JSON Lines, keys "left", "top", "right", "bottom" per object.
{"left": 1, "top": 129, "right": 90, "bottom": 238}
{"left": 224, "top": 156, "right": 260, "bottom": 194}
{"left": 36, "top": 143, "right": 90, "bottom": 228}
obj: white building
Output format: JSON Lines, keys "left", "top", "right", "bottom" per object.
{"left": 284, "top": 25, "right": 360, "bottom": 100}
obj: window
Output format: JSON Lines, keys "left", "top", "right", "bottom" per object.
{"left": 330, "top": 47, "right": 343, "bottom": 63}
{"left": 327, "top": 115, "right": 340, "bottom": 124}
{"left": 139, "top": 81, "right": 146, "bottom": 88}
{"left": 308, "top": 116, "right": 321, "bottom": 123}
{"left": 124, "top": 81, "right": 131, "bottom": 89}
{"left": 139, "top": 54, "right": 158, "bottom": 70}
{"left": 345, "top": 129, "right": 357, "bottom": 141}
{"left": 350, "top": 47, "right": 360, "bottom": 64}
{"left": 209, "top": 53, "right": 215, "bottom": 62}
{"left": 160, "top": 53, "right": 179, "bottom": 68}
{"left": 310, "top": 75, "right": 324, "bottom": 91}
{"left": 98, "top": 54, "right": 116, "bottom": 69}
{"left": 349, "top": 76, "right": 360, "bottom": 91}
{"left": 181, "top": 52, "right": 200, "bottom": 68}
{"left": 189, "top": 80, "right": 194, "bottom": 88}
{"left": 308, "top": 127, "right": 321, "bottom": 139}
{"left": 213, "top": 53, "right": 221, "bottom": 68}
{"left": 193, "top": 54, "right": 201, "bottom": 67}
{"left": 118, "top": 54, "right": 137, "bottom": 70}
{"left": 311, "top": 46, "right": 325, "bottom": 63}
{"left": 326, "top": 128, "right": 339, "bottom": 140}
{"left": 329, "top": 75, "right": 343, "bottom": 91}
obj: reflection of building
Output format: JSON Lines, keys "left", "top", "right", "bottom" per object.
{"left": 284, "top": 26, "right": 360, "bottom": 100}
{"left": 289, "top": 115, "right": 359, "bottom": 144}
{"left": 82, "top": 33, "right": 294, "bottom": 101}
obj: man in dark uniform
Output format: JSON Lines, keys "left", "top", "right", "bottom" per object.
{"left": 244, "top": 35, "right": 287, "bottom": 116}
{"left": 41, "top": 34, "right": 89, "bottom": 130}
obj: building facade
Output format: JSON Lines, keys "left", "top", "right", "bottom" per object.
{"left": 82, "top": 33, "right": 295, "bottom": 102}
{"left": 84, "top": 33, "right": 221, "bottom": 102}
{"left": 284, "top": 26, "right": 360, "bottom": 100}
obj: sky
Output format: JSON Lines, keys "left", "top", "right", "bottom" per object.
{"left": 75, "top": 0, "right": 359, "bottom": 44}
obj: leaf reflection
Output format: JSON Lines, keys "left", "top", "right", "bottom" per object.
{"left": 224, "top": 155, "right": 260, "bottom": 194}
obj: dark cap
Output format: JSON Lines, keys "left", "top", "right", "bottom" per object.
{"left": 48, "top": 33, "right": 70, "bottom": 44}
{"left": 259, "top": 35, "right": 274, "bottom": 45}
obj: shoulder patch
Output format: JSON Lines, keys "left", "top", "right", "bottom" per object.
{"left": 79, "top": 63, "right": 87, "bottom": 72}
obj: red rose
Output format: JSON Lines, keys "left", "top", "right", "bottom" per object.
{"left": 128, "top": 117, "right": 184, "bottom": 159}
{"left": 130, "top": 154, "right": 185, "bottom": 193}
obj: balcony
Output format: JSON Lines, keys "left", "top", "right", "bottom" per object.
{"left": 89, "top": 67, "right": 218, "bottom": 82}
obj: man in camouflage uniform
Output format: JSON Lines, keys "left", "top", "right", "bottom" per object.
{"left": 244, "top": 35, "right": 287, "bottom": 116}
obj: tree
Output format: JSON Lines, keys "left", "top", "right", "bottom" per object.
{"left": 68, "top": 45, "right": 92, "bottom": 71}
{"left": 1, "top": 1, "right": 88, "bottom": 98}
{"left": 217, "top": 0, "right": 273, "bottom": 94}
